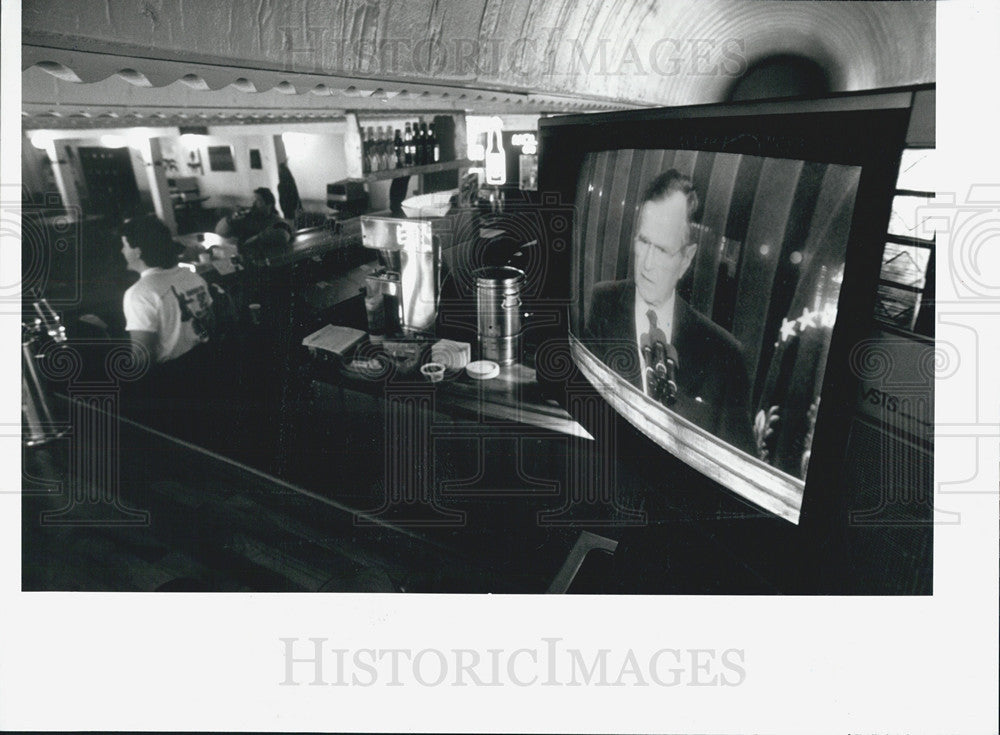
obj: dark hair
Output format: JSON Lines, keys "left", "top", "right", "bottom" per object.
{"left": 640, "top": 169, "right": 700, "bottom": 224}
{"left": 120, "top": 215, "right": 181, "bottom": 269}
{"left": 253, "top": 187, "right": 277, "bottom": 209}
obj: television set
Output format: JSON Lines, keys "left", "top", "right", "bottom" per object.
{"left": 536, "top": 87, "right": 934, "bottom": 549}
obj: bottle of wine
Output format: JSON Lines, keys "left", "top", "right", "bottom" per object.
{"left": 383, "top": 127, "right": 394, "bottom": 171}
{"left": 382, "top": 126, "right": 392, "bottom": 171}
{"left": 379, "top": 127, "right": 389, "bottom": 171}
{"left": 363, "top": 126, "right": 374, "bottom": 174}
{"left": 414, "top": 120, "right": 425, "bottom": 165}
{"left": 393, "top": 129, "right": 404, "bottom": 168}
{"left": 420, "top": 122, "right": 432, "bottom": 165}
{"left": 369, "top": 127, "right": 378, "bottom": 172}
{"left": 428, "top": 122, "right": 440, "bottom": 163}
{"left": 403, "top": 122, "right": 413, "bottom": 166}
{"left": 379, "top": 127, "right": 391, "bottom": 171}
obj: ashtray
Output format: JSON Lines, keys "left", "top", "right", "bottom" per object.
{"left": 465, "top": 360, "right": 500, "bottom": 380}
{"left": 346, "top": 354, "right": 392, "bottom": 380}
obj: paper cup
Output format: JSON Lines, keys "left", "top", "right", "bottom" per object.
{"left": 420, "top": 362, "right": 446, "bottom": 383}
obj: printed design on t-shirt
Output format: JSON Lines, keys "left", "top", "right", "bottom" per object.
{"left": 171, "top": 285, "right": 211, "bottom": 342}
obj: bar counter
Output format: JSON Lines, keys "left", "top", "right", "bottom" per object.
{"left": 255, "top": 215, "right": 364, "bottom": 268}
{"left": 22, "top": 399, "right": 510, "bottom": 592}
{"left": 22, "top": 205, "right": 647, "bottom": 592}
{"left": 22, "top": 286, "right": 612, "bottom": 594}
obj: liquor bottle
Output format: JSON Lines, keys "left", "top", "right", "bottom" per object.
{"left": 378, "top": 127, "right": 390, "bottom": 171}
{"left": 380, "top": 127, "right": 391, "bottom": 171}
{"left": 428, "top": 122, "right": 440, "bottom": 162}
{"left": 413, "top": 120, "right": 425, "bottom": 165}
{"left": 372, "top": 126, "right": 382, "bottom": 172}
{"left": 393, "top": 129, "right": 404, "bottom": 168}
{"left": 363, "top": 126, "right": 374, "bottom": 174}
{"left": 403, "top": 122, "right": 413, "bottom": 166}
{"left": 419, "top": 122, "right": 431, "bottom": 165}
{"left": 383, "top": 127, "right": 394, "bottom": 171}
{"left": 484, "top": 128, "right": 506, "bottom": 185}
{"left": 370, "top": 127, "right": 382, "bottom": 172}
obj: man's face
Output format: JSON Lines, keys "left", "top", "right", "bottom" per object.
{"left": 251, "top": 194, "right": 269, "bottom": 214}
{"left": 633, "top": 192, "right": 696, "bottom": 308}
{"left": 121, "top": 236, "right": 142, "bottom": 271}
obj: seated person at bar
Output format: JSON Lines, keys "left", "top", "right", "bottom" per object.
{"left": 215, "top": 187, "right": 293, "bottom": 251}
{"left": 121, "top": 214, "right": 213, "bottom": 366}
{"left": 585, "top": 169, "right": 754, "bottom": 452}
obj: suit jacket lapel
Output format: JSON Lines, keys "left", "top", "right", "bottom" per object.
{"left": 617, "top": 282, "right": 641, "bottom": 390}
{"left": 672, "top": 297, "right": 706, "bottom": 395}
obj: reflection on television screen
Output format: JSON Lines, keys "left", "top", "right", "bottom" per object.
{"left": 895, "top": 148, "right": 938, "bottom": 193}
{"left": 881, "top": 241, "right": 931, "bottom": 289}
{"left": 875, "top": 283, "right": 923, "bottom": 331}
{"left": 569, "top": 149, "right": 861, "bottom": 522}
{"left": 888, "top": 194, "right": 936, "bottom": 241}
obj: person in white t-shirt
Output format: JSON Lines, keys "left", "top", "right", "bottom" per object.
{"left": 120, "top": 215, "right": 213, "bottom": 365}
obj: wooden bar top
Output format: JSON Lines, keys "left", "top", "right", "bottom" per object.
{"left": 311, "top": 346, "right": 591, "bottom": 439}
{"left": 258, "top": 218, "right": 363, "bottom": 268}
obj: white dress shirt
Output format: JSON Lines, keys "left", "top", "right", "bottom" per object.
{"left": 634, "top": 291, "right": 675, "bottom": 395}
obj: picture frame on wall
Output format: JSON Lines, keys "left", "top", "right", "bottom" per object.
{"left": 208, "top": 145, "right": 236, "bottom": 172}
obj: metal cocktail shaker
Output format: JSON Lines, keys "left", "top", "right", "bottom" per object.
{"left": 474, "top": 266, "right": 524, "bottom": 366}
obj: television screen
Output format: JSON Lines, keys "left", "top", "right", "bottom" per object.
{"left": 569, "top": 149, "right": 861, "bottom": 522}
{"left": 537, "top": 88, "right": 931, "bottom": 547}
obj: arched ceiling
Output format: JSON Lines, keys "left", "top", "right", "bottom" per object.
{"left": 22, "top": 0, "right": 934, "bottom": 124}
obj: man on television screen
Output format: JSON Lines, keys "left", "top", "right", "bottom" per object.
{"left": 585, "top": 169, "right": 755, "bottom": 453}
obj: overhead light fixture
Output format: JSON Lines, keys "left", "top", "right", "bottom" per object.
{"left": 100, "top": 135, "right": 128, "bottom": 149}
{"left": 125, "top": 128, "right": 155, "bottom": 148}
{"left": 28, "top": 131, "right": 56, "bottom": 150}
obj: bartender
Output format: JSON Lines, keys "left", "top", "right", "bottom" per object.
{"left": 121, "top": 214, "right": 213, "bottom": 365}
{"left": 120, "top": 214, "right": 217, "bottom": 437}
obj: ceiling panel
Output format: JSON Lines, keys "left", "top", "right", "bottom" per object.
{"left": 22, "top": 0, "right": 934, "bottom": 119}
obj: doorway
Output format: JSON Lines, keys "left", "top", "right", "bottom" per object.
{"left": 77, "top": 146, "right": 142, "bottom": 222}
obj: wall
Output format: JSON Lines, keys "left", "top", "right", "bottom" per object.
{"left": 166, "top": 121, "right": 350, "bottom": 213}
{"left": 21, "top": 133, "right": 56, "bottom": 202}
{"left": 173, "top": 132, "right": 277, "bottom": 212}
{"left": 26, "top": 126, "right": 178, "bottom": 216}
{"left": 279, "top": 132, "right": 348, "bottom": 211}
{"left": 129, "top": 145, "right": 154, "bottom": 210}
{"left": 26, "top": 119, "right": 427, "bottom": 219}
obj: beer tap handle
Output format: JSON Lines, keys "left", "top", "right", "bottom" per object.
{"left": 34, "top": 299, "right": 66, "bottom": 342}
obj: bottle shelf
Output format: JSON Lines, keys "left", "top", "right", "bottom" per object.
{"left": 363, "top": 159, "right": 473, "bottom": 182}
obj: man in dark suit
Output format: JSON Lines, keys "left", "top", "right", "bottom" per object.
{"left": 585, "top": 169, "right": 755, "bottom": 453}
